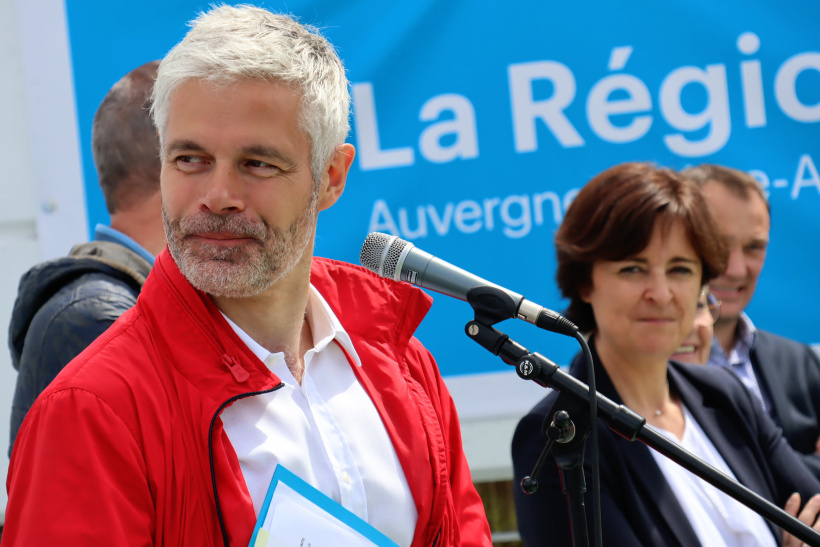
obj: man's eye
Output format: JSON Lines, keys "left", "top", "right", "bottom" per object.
{"left": 246, "top": 160, "right": 281, "bottom": 173}
{"left": 247, "top": 160, "right": 272, "bottom": 168}
{"left": 175, "top": 156, "right": 207, "bottom": 171}
{"left": 245, "top": 160, "right": 281, "bottom": 176}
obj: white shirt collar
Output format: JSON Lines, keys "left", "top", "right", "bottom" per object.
{"left": 736, "top": 311, "right": 757, "bottom": 348}
{"left": 709, "top": 311, "right": 758, "bottom": 360}
{"left": 220, "top": 283, "right": 362, "bottom": 369}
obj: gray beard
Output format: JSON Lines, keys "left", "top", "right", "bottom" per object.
{"left": 164, "top": 192, "right": 318, "bottom": 299}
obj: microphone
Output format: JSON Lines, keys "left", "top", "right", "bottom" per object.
{"left": 359, "top": 232, "right": 578, "bottom": 337}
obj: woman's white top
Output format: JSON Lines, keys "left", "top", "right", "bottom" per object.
{"left": 650, "top": 405, "right": 776, "bottom": 547}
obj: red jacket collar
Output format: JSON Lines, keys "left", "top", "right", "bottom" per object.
{"left": 140, "top": 248, "right": 433, "bottom": 404}
{"left": 309, "top": 256, "right": 432, "bottom": 357}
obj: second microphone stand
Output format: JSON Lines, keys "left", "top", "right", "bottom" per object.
{"left": 462, "top": 302, "right": 820, "bottom": 547}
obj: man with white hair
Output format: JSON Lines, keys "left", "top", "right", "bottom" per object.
{"left": 2, "top": 6, "right": 491, "bottom": 546}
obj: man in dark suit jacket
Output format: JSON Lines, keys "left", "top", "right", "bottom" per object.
{"left": 683, "top": 164, "right": 820, "bottom": 478}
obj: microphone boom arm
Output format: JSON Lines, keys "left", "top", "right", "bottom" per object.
{"left": 464, "top": 319, "right": 820, "bottom": 546}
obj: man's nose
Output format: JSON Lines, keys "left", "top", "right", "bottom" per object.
{"left": 723, "top": 247, "right": 746, "bottom": 279}
{"left": 200, "top": 165, "right": 245, "bottom": 214}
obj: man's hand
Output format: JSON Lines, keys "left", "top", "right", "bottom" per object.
{"left": 783, "top": 492, "right": 820, "bottom": 547}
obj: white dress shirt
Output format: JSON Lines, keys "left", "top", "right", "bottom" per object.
{"left": 220, "top": 285, "right": 418, "bottom": 546}
{"left": 650, "top": 406, "right": 776, "bottom": 547}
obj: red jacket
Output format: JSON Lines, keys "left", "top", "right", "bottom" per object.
{"left": 3, "top": 249, "right": 491, "bottom": 547}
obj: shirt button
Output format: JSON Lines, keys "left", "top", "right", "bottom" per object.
{"left": 341, "top": 471, "right": 352, "bottom": 483}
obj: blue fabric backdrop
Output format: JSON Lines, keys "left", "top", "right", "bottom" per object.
{"left": 65, "top": 0, "right": 820, "bottom": 376}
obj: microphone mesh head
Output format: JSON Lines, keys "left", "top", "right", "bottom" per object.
{"left": 381, "top": 237, "right": 409, "bottom": 280}
{"left": 360, "top": 232, "right": 392, "bottom": 274}
{"left": 359, "top": 232, "right": 409, "bottom": 281}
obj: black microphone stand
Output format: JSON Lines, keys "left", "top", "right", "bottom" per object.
{"left": 465, "top": 285, "right": 601, "bottom": 547}
{"left": 463, "top": 317, "right": 820, "bottom": 546}
{"left": 522, "top": 407, "right": 592, "bottom": 547}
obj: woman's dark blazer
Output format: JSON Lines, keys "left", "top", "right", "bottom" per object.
{"left": 511, "top": 346, "right": 820, "bottom": 546}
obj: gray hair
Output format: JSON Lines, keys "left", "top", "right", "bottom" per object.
{"left": 151, "top": 4, "right": 350, "bottom": 183}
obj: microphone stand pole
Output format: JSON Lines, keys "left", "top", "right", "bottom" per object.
{"left": 555, "top": 435, "right": 590, "bottom": 546}
{"left": 523, "top": 407, "right": 592, "bottom": 547}
{"left": 464, "top": 318, "right": 820, "bottom": 546}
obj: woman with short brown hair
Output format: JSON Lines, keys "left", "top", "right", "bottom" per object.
{"left": 512, "top": 162, "right": 820, "bottom": 546}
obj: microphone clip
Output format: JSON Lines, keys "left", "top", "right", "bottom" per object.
{"left": 465, "top": 285, "right": 521, "bottom": 326}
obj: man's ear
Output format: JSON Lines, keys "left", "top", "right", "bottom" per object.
{"left": 318, "top": 143, "right": 355, "bottom": 211}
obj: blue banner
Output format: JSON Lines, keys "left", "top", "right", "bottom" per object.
{"left": 65, "top": 0, "right": 820, "bottom": 377}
